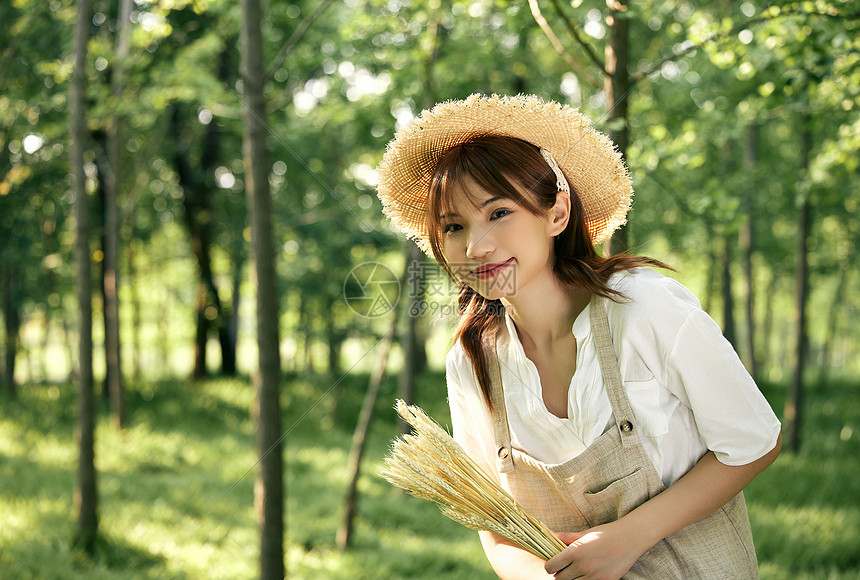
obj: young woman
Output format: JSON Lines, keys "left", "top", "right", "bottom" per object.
{"left": 376, "top": 94, "right": 781, "bottom": 579}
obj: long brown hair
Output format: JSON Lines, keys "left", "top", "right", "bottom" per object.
{"left": 425, "top": 134, "right": 666, "bottom": 410}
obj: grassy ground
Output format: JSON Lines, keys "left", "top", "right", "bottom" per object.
{"left": 0, "top": 373, "right": 858, "bottom": 579}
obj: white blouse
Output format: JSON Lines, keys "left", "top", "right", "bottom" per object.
{"left": 446, "top": 268, "right": 781, "bottom": 487}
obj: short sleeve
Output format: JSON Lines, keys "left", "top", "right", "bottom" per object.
{"left": 664, "top": 308, "right": 781, "bottom": 466}
{"left": 446, "top": 343, "right": 500, "bottom": 483}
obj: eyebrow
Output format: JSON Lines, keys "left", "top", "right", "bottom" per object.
{"left": 439, "top": 196, "right": 503, "bottom": 220}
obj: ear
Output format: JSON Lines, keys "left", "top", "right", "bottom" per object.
{"left": 547, "top": 191, "right": 571, "bottom": 237}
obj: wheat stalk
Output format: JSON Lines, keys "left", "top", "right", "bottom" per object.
{"left": 380, "top": 400, "right": 567, "bottom": 561}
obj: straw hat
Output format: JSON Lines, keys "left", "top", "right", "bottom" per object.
{"left": 376, "top": 93, "right": 632, "bottom": 254}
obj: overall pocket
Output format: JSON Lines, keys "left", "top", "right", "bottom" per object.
{"left": 582, "top": 467, "right": 651, "bottom": 526}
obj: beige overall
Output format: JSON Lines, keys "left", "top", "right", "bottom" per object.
{"left": 485, "top": 296, "right": 759, "bottom": 578}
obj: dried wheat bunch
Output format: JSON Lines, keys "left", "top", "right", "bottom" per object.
{"left": 380, "top": 400, "right": 567, "bottom": 561}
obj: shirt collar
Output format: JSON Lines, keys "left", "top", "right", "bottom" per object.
{"left": 501, "top": 301, "right": 591, "bottom": 358}
{"left": 498, "top": 309, "right": 522, "bottom": 359}
{"left": 572, "top": 300, "right": 592, "bottom": 341}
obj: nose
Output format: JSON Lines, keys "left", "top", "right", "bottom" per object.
{"left": 465, "top": 226, "right": 495, "bottom": 259}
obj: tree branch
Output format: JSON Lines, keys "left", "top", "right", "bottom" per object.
{"left": 548, "top": 0, "right": 607, "bottom": 75}
{"left": 631, "top": 5, "right": 860, "bottom": 88}
{"left": 644, "top": 170, "right": 717, "bottom": 226}
{"left": 266, "top": 0, "right": 336, "bottom": 79}
{"left": 528, "top": 0, "right": 603, "bottom": 89}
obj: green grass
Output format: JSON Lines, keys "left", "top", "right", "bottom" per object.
{"left": 746, "top": 381, "right": 860, "bottom": 580}
{"left": 1, "top": 374, "right": 858, "bottom": 579}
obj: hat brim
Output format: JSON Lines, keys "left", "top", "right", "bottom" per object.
{"left": 376, "top": 93, "right": 632, "bottom": 254}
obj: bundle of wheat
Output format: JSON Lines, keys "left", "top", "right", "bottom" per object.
{"left": 380, "top": 400, "right": 567, "bottom": 561}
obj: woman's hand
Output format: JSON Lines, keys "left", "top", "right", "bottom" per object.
{"left": 544, "top": 435, "right": 782, "bottom": 579}
{"left": 544, "top": 521, "right": 646, "bottom": 580}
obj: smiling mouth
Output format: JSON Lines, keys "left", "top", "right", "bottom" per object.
{"left": 472, "top": 258, "right": 514, "bottom": 279}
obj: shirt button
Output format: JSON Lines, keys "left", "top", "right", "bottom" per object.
{"left": 497, "top": 446, "right": 509, "bottom": 459}
{"left": 619, "top": 420, "right": 634, "bottom": 433}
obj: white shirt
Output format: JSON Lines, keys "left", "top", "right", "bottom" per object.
{"left": 446, "top": 268, "right": 781, "bottom": 487}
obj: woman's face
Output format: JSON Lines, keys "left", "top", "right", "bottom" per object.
{"left": 439, "top": 177, "right": 568, "bottom": 301}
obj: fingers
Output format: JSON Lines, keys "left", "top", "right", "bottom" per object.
{"left": 545, "top": 548, "right": 575, "bottom": 576}
{"left": 546, "top": 562, "right": 581, "bottom": 580}
{"left": 546, "top": 531, "right": 584, "bottom": 576}
{"left": 554, "top": 531, "right": 582, "bottom": 545}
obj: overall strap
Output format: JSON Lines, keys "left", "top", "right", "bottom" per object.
{"left": 484, "top": 330, "right": 515, "bottom": 473}
{"left": 590, "top": 295, "right": 640, "bottom": 448}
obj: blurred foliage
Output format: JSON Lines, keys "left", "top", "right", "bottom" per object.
{"left": 1, "top": 0, "right": 857, "bottom": 385}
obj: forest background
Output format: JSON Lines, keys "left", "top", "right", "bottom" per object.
{"left": 1, "top": 0, "right": 859, "bottom": 578}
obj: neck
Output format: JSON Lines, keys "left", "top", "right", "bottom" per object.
{"left": 502, "top": 275, "right": 590, "bottom": 349}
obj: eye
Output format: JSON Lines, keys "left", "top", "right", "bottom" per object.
{"left": 443, "top": 222, "right": 462, "bottom": 234}
{"left": 490, "top": 208, "right": 512, "bottom": 220}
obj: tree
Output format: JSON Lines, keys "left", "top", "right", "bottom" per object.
{"left": 740, "top": 123, "right": 759, "bottom": 381}
{"left": 528, "top": 0, "right": 631, "bottom": 253}
{"left": 721, "top": 232, "right": 737, "bottom": 348}
{"left": 398, "top": 8, "right": 444, "bottom": 424}
{"left": 152, "top": 4, "right": 244, "bottom": 379}
{"left": 170, "top": 99, "right": 238, "bottom": 379}
{"left": 240, "top": 0, "right": 284, "bottom": 577}
{"left": 1, "top": 0, "right": 76, "bottom": 392}
{"left": 102, "top": 0, "right": 133, "bottom": 429}
{"left": 337, "top": 311, "right": 398, "bottom": 550}
{"left": 786, "top": 112, "right": 812, "bottom": 453}
{"left": 1, "top": 260, "right": 19, "bottom": 397}
{"left": 71, "top": 0, "right": 98, "bottom": 554}
{"left": 602, "top": 0, "right": 631, "bottom": 253}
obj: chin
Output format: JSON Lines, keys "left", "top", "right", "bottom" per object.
{"left": 471, "top": 285, "right": 516, "bottom": 302}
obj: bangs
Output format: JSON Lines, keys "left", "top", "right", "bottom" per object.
{"left": 428, "top": 137, "right": 544, "bottom": 221}
{"left": 433, "top": 155, "right": 526, "bottom": 216}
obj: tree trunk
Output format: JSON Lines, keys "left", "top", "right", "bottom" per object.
{"left": 193, "top": 284, "right": 209, "bottom": 377}
{"left": 395, "top": 45, "right": 438, "bottom": 425}
{"left": 127, "top": 238, "right": 142, "bottom": 381}
{"left": 740, "top": 124, "right": 758, "bottom": 382}
{"left": 326, "top": 294, "right": 342, "bottom": 377}
{"left": 170, "top": 105, "right": 230, "bottom": 379}
{"left": 61, "top": 309, "right": 75, "bottom": 383}
{"left": 721, "top": 233, "right": 737, "bottom": 349}
{"left": 95, "top": 152, "right": 110, "bottom": 400}
{"left": 326, "top": 293, "right": 343, "bottom": 424}
{"left": 71, "top": 0, "right": 98, "bottom": 554}
{"left": 2, "top": 264, "right": 19, "bottom": 397}
{"left": 337, "top": 318, "right": 397, "bottom": 551}
{"left": 102, "top": 0, "right": 132, "bottom": 429}
{"left": 300, "top": 292, "right": 315, "bottom": 372}
{"left": 603, "top": 0, "right": 630, "bottom": 255}
{"left": 224, "top": 245, "right": 244, "bottom": 376}
{"left": 760, "top": 271, "right": 776, "bottom": 379}
{"left": 397, "top": 9, "right": 442, "bottom": 399}
{"left": 338, "top": 253, "right": 416, "bottom": 550}
{"left": 786, "top": 113, "right": 812, "bottom": 453}
{"left": 398, "top": 243, "right": 421, "bottom": 434}
{"left": 241, "top": 0, "right": 284, "bottom": 577}
{"left": 328, "top": 300, "right": 347, "bottom": 424}
{"left": 818, "top": 264, "right": 848, "bottom": 387}
{"left": 701, "top": 223, "right": 718, "bottom": 314}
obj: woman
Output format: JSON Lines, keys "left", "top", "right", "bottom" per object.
{"left": 376, "top": 94, "right": 781, "bottom": 579}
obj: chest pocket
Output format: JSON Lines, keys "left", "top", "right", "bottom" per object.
{"left": 622, "top": 378, "right": 669, "bottom": 438}
{"left": 582, "top": 466, "right": 652, "bottom": 526}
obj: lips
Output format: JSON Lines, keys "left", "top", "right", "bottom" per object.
{"left": 472, "top": 258, "right": 514, "bottom": 280}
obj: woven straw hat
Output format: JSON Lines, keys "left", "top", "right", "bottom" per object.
{"left": 376, "top": 93, "right": 632, "bottom": 254}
